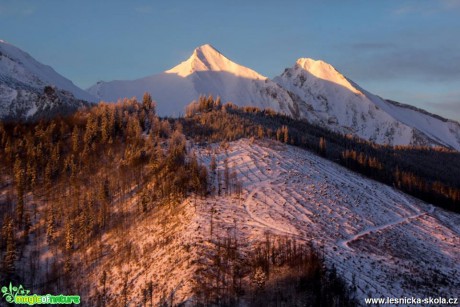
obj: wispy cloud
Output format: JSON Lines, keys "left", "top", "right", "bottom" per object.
{"left": 393, "top": 6, "right": 420, "bottom": 15}
{"left": 428, "top": 100, "right": 460, "bottom": 112}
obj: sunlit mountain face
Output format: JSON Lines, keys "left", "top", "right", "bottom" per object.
{"left": 89, "top": 44, "right": 460, "bottom": 150}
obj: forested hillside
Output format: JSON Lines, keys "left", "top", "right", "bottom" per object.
{"left": 0, "top": 94, "right": 358, "bottom": 305}
{"left": 183, "top": 96, "right": 460, "bottom": 213}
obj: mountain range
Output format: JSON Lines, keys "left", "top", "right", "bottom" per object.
{"left": 88, "top": 44, "right": 460, "bottom": 150}
{"left": 1, "top": 40, "right": 460, "bottom": 150}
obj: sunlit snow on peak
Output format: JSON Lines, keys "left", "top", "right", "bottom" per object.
{"left": 295, "top": 58, "right": 361, "bottom": 95}
{"left": 166, "top": 44, "right": 266, "bottom": 80}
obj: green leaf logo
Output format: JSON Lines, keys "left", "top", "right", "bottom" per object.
{"left": 1, "top": 283, "right": 29, "bottom": 303}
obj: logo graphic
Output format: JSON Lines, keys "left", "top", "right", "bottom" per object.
{"left": 1, "top": 283, "right": 80, "bottom": 305}
{"left": 2, "top": 283, "right": 30, "bottom": 303}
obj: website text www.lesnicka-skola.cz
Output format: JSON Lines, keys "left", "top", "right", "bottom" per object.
{"left": 364, "top": 296, "right": 458, "bottom": 305}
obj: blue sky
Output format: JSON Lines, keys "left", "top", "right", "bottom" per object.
{"left": 1, "top": 0, "right": 460, "bottom": 121}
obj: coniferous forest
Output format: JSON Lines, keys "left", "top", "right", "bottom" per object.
{"left": 183, "top": 96, "right": 460, "bottom": 213}
{"left": 0, "top": 94, "right": 459, "bottom": 305}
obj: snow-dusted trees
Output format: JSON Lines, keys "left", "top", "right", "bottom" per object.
{"left": 276, "top": 125, "right": 289, "bottom": 143}
{"left": 13, "top": 155, "right": 25, "bottom": 227}
{"left": 63, "top": 220, "right": 73, "bottom": 274}
{"left": 181, "top": 100, "right": 460, "bottom": 212}
{"left": 1, "top": 215, "right": 17, "bottom": 275}
{"left": 45, "top": 208, "right": 55, "bottom": 244}
{"left": 142, "top": 92, "right": 156, "bottom": 115}
{"left": 71, "top": 125, "right": 80, "bottom": 152}
{"left": 185, "top": 95, "right": 222, "bottom": 117}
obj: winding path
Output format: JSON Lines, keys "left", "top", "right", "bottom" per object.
{"left": 338, "top": 205, "right": 435, "bottom": 251}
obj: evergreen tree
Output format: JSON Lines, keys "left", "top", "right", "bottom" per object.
{"left": 100, "top": 270, "right": 107, "bottom": 307}
{"left": 13, "top": 155, "right": 25, "bottom": 226}
{"left": 46, "top": 209, "right": 55, "bottom": 244}
{"left": 282, "top": 125, "right": 289, "bottom": 143}
{"left": 65, "top": 220, "right": 74, "bottom": 251}
{"left": 2, "top": 216, "right": 17, "bottom": 274}
{"left": 319, "top": 137, "right": 327, "bottom": 157}
{"left": 142, "top": 92, "right": 156, "bottom": 115}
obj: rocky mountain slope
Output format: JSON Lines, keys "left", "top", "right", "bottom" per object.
{"left": 0, "top": 40, "right": 95, "bottom": 120}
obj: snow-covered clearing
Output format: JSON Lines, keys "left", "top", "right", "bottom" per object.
{"left": 193, "top": 139, "right": 460, "bottom": 301}
{"left": 55, "top": 138, "right": 459, "bottom": 305}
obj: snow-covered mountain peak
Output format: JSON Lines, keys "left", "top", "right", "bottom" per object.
{"left": 88, "top": 43, "right": 293, "bottom": 115}
{"left": 294, "top": 57, "right": 361, "bottom": 95}
{"left": 192, "top": 43, "right": 221, "bottom": 60}
{"left": 166, "top": 44, "right": 266, "bottom": 80}
{"left": 295, "top": 57, "right": 337, "bottom": 75}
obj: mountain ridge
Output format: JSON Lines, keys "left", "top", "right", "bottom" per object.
{"left": 0, "top": 40, "right": 96, "bottom": 102}
{"left": 2, "top": 41, "right": 459, "bottom": 150}
{"left": 89, "top": 44, "right": 460, "bottom": 150}
{"left": 0, "top": 40, "right": 96, "bottom": 120}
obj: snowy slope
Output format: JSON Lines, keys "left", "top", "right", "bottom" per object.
{"left": 192, "top": 139, "right": 460, "bottom": 302}
{"left": 375, "top": 97, "right": 460, "bottom": 149}
{"left": 71, "top": 139, "right": 459, "bottom": 305}
{"left": 87, "top": 44, "right": 296, "bottom": 116}
{"left": 0, "top": 40, "right": 96, "bottom": 120}
{"left": 0, "top": 40, "right": 95, "bottom": 101}
{"left": 274, "top": 58, "right": 460, "bottom": 150}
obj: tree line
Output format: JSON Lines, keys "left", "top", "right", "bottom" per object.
{"left": 182, "top": 95, "right": 460, "bottom": 213}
